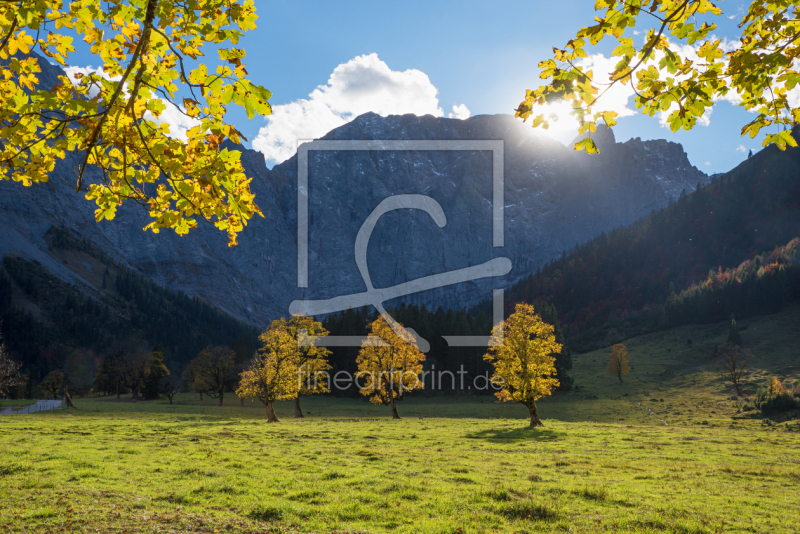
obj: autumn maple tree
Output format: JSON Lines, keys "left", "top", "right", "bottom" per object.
{"left": 356, "top": 317, "right": 425, "bottom": 419}
{"left": 607, "top": 343, "right": 631, "bottom": 383}
{"left": 236, "top": 319, "right": 299, "bottom": 423}
{"left": 0, "top": 0, "right": 272, "bottom": 245}
{"left": 517, "top": 0, "right": 800, "bottom": 153}
{"left": 484, "top": 303, "right": 561, "bottom": 427}
{"left": 287, "top": 315, "right": 332, "bottom": 419}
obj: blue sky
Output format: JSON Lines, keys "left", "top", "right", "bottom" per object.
{"left": 66, "top": 0, "right": 767, "bottom": 174}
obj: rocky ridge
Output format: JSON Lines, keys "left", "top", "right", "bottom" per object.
{"left": 0, "top": 58, "right": 709, "bottom": 325}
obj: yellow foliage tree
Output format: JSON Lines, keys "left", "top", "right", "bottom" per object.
{"left": 517, "top": 0, "right": 800, "bottom": 153}
{"left": 484, "top": 303, "right": 561, "bottom": 427}
{"left": 0, "top": 1, "right": 272, "bottom": 245}
{"left": 356, "top": 317, "right": 425, "bottom": 419}
{"left": 768, "top": 377, "right": 786, "bottom": 397}
{"left": 236, "top": 319, "right": 298, "bottom": 422}
{"left": 608, "top": 344, "right": 631, "bottom": 383}
{"left": 287, "top": 315, "right": 332, "bottom": 419}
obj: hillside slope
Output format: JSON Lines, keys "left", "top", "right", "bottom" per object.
{"left": 0, "top": 227, "right": 257, "bottom": 389}
{"left": 501, "top": 127, "right": 800, "bottom": 350}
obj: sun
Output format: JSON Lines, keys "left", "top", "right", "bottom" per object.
{"left": 531, "top": 101, "right": 581, "bottom": 145}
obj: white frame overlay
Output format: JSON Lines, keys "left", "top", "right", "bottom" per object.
{"left": 294, "top": 139, "right": 507, "bottom": 348}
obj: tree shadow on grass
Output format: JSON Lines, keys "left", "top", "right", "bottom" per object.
{"left": 464, "top": 427, "right": 563, "bottom": 443}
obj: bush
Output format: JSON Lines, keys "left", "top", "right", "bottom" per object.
{"left": 754, "top": 388, "right": 800, "bottom": 416}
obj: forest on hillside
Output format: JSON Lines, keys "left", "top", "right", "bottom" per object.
{"left": 0, "top": 227, "right": 258, "bottom": 394}
{"left": 497, "top": 141, "right": 800, "bottom": 351}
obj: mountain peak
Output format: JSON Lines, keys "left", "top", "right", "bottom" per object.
{"left": 571, "top": 124, "right": 616, "bottom": 153}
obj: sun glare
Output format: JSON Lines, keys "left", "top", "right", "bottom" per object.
{"left": 531, "top": 101, "right": 580, "bottom": 145}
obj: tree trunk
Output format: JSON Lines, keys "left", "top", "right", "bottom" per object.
{"left": 116, "top": 382, "right": 120, "bottom": 399}
{"left": 294, "top": 396, "right": 304, "bottom": 418}
{"left": 618, "top": 371, "right": 623, "bottom": 383}
{"left": 528, "top": 402, "right": 543, "bottom": 427}
{"left": 240, "top": 397, "right": 244, "bottom": 407}
{"left": 390, "top": 395, "right": 400, "bottom": 419}
{"left": 168, "top": 395, "right": 173, "bottom": 405}
{"left": 64, "top": 385, "right": 74, "bottom": 408}
{"left": 199, "top": 392, "right": 203, "bottom": 401}
{"left": 265, "top": 402, "right": 279, "bottom": 423}
{"left": 218, "top": 389, "right": 224, "bottom": 407}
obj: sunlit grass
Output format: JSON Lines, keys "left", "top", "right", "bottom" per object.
{"left": 1, "top": 308, "right": 799, "bottom": 532}
{"left": 1, "top": 395, "right": 798, "bottom": 533}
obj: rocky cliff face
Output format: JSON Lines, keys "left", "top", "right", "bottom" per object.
{"left": 0, "top": 63, "right": 708, "bottom": 325}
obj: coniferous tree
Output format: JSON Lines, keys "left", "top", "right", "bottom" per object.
{"left": 727, "top": 317, "right": 743, "bottom": 347}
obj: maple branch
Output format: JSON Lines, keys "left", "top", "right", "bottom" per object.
{"left": 76, "top": 0, "right": 158, "bottom": 191}
{"left": 0, "top": 13, "right": 17, "bottom": 53}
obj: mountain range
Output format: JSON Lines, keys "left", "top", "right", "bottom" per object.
{"left": 0, "top": 55, "right": 710, "bottom": 328}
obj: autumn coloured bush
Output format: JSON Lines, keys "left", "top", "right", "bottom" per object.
{"left": 755, "top": 378, "right": 800, "bottom": 416}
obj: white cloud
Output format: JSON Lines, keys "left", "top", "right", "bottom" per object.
{"left": 63, "top": 65, "right": 118, "bottom": 98}
{"left": 788, "top": 85, "right": 800, "bottom": 108}
{"left": 736, "top": 145, "right": 747, "bottom": 152}
{"left": 705, "top": 161, "right": 711, "bottom": 166}
{"left": 64, "top": 64, "right": 199, "bottom": 140}
{"left": 143, "top": 102, "right": 200, "bottom": 141}
{"left": 252, "top": 54, "right": 468, "bottom": 165}
{"left": 581, "top": 40, "right": 745, "bottom": 130}
{"left": 576, "top": 54, "right": 640, "bottom": 119}
{"left": 448, "top": 104, "right": 471, "bottom": 120}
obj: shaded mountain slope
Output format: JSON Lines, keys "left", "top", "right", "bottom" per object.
{"left": 500, "top": 128, "right": 800, "bottom": 350}
{"left": 0, "top": 227, "right": 257, "bottom": 385}
{"left": 0, "top": 58, "right": 709, "bottom": 327}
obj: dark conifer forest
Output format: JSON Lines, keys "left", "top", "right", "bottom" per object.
{"left": 0, "top": 227, "right": 257, "bottom": 389}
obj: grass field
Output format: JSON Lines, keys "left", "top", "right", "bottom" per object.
{"left": 1, "top": 309, "right": 799, "bottom": 533}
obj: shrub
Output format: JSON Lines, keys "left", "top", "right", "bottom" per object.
{"left": 754, "top": 381, "right": 800, "bottom": 416}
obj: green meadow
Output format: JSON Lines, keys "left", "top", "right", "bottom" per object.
{"left": 1, "top": 308, "right": 799, "bottom": 534}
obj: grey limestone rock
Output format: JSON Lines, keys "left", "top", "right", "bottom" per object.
{"left": 0, "top": 57, "right": 708, "bottom": 325}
